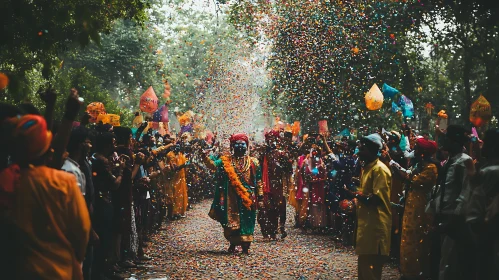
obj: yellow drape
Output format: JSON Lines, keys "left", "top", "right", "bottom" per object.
{"left": 166, "top": 151, "right": 188, "bottom": 216}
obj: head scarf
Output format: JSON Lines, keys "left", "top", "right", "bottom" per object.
{"left": 265, "top": 129, "right": 280, "bottom": 140}
{"left": 416, "top": 138, "right": 438, "bottom": 155}
{"left": 362, "top": 133, "right": 383, "bottom": 150}
{"left": 229, "top": 133, "right": 249, "bottom": 146}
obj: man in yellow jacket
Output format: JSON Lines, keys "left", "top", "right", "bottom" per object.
{"left": 346, "top": 133, "right": 392, "bottom": 280}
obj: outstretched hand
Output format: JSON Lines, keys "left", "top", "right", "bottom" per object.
{"left": 81, "top": 112, "right": 91, "bottom": 126}
{"left": 38, "top": 86, "right": 57, "bottom": 107}
{"left": 63, "top": 88, "right": 83, "bottom": 121}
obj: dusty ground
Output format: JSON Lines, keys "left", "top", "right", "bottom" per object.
{"left": 127, "top": 200, "right": 400, "bottom": 279}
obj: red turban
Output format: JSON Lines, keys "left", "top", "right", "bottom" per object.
{"left": 229, "top": 133, "right": 249, "bottom": 145}
{"left": 416, "top": 138, "right": 438, "bottom": 155}
{"left": 265, "top": 129, "right": 280, "bottom": 140}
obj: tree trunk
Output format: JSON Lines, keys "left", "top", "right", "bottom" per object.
{"left": 485, "top": 59, "right": 499, "bottom": 119}
{"left": 463, "top": 50, "right": 473, "bottom": 128}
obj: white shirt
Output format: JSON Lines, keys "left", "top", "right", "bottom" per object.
{"left": 62, "top": 157, "right": 86, "bottom": 195}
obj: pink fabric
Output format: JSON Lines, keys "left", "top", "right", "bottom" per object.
{"left": 295, "top": 155, "right": 307, "bottom": 199}
{"left": 159, "top": 105, "right": 169, "bottom": 123}
{"left": 304, "top": 156, "right": 326, "bottom": 204}
{"left": 205, "top": 131, "right": 214, "bottom": 145}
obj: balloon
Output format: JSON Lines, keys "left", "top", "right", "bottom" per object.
{"left": 0, "top": 72, "right": 9, "bottom": 90}
{"left": 160, "top": 105, "right": 169, "bottom": 123}
{"left": 152, "top": 107, "right": 162, "bottom": 122}
{"left": 398, "top": 95, "right": 414, "bottom": 118}
{"left": 381, "top": 83, "right": 399, "bottom": 99}
{"left": 365, "top": 83, "right": 384, "bottom": 111}
{"left": 392, "top": 101, "right": 401, "bottom": 114}
{"left": 86, "top": 102, "right": 106, "bottom": 123}
{"left": 292, "top": 121, "right": 300, "bottom": 137}
{"left": 318, "top": 120, "right": 328, "bottom": 135}
{"left": 470, "top": 95, "right": 492, "bottom": 127}
{"left": 139, "top": 86, "right": 159, "bottom": 113}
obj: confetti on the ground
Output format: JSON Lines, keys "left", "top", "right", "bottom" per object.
{"left": 126, "top": 200, "right": 400, "bottom": 279}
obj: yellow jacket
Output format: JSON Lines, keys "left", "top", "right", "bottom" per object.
{"left": 356, "top": 159, "right": 392, "bottom": 256}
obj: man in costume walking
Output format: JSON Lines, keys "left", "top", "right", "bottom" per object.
{"left": 201, "top": 133, "right": 263, "bottom": 254}
{"left": 258, "top": 130, "right": 292, "bottom": 241}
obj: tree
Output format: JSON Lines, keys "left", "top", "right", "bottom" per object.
{"left": 230, "top": 0, "right": 426, "bottom": 132}
{"left": 418, "top": 0, "right": 499, "bottom": 126}
{"left": 62, "top": 19, "right": 166, "bottom": 112}
{"left": 0, "top": 0, "right": 148, "bottom": 100}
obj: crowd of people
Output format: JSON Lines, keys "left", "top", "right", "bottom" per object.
{"left": 0, "top": 89, "right": 215, "bottom": 280}
{"left": 277, "top": 125, "right": 499, "bottom": 280}
{"left": 0, "top": 88, "right": 498, "bottom": 280}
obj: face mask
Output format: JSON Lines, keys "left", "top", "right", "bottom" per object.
{"left": 233, "top": 142, "right": 247, "bottom": 155}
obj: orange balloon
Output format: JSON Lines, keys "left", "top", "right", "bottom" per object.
{"left": 140, "top": 86, "right": 159, "bottom": 113}
{"left": 470, "top": 95, "right": 492, "bottom": 127}
{"left": 0, "top": 72, "right": 9, "bottom": 90}
{"left": 365, "top": 84, "right": 384, "bottom": 110}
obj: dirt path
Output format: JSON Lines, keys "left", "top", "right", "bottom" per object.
{"left": 128, "top": 200, "right": 400, "bottom": 279}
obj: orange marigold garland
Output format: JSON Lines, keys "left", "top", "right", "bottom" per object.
{"left": 220, "top": 156, "right": 253, "bottom": 210}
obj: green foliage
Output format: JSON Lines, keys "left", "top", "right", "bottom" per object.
{"left": 52, "top": 68, "right": 134, "bottom": 125}
{"left": 62, "top": 19, "right": 165, "bottom": 112}
{"left": 0, "top": 0, "right": 149, "bottom": 108}
{"left": 416, "top": 0, "right": 499, "bottom": 126}
{"left": 1, "top": 65, "right": 133, "bottom": 125}
{"left": 1, "top": 0, "right": 250, "bottom": 129}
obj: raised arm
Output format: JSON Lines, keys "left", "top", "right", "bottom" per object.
{"left": 201, "top": 153, "right": 217, "bottom": 171}
{"left": 48, "top": 89, "right": 82, "bottom": 169}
